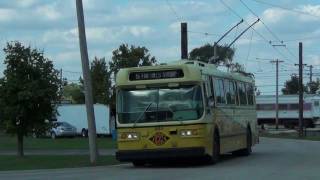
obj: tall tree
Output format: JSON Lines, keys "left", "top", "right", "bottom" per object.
{"left": 90, "top": 57, "right": 112, "bottom": 104}
{"left": 63, "top": 82, "right": 85, "bottom": 104}
{"left": 189, "top": 43, "right": 235, "bottom": 64}
{"left": 109, "top": 44, "right": 157, "bottom": 77}
{"left": 0, "top": 41, "right": 60, "bottom": 157}
{"left": 282, "top": 75, "right": 307, "bottom": 94}
{"left": 307, "top": 78, "right": 320, "bottom": 94}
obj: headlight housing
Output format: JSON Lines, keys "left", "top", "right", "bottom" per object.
{"left": 180, "top": 129, "right": 198, "bottom": 137}
{"left": 120, "top": 132, "right": 139, "bottom": 140}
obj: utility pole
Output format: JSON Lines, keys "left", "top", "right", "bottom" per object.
{"left": 75, "top": 0, "right": 98, "bottom": 164}
{"left": 307, "top": 65, "right": 313, "bottom": 83}
{"left": 60, "top": 68, "right": 63, "bottom": 104}
{"left": 270, "top": 59, "right": 284, "bottom": 130}
{"left": 181, "top": 22, "right": 188, "bottom": 59}
{"left": 298, "top": 42, "right": 304, "bottom": 137}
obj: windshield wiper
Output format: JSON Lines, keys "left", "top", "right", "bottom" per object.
{"left": 133, "top": 102, "right": 154, "bottom": 127}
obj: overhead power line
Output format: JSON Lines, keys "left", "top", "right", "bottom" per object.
{"left": 219, "top": 0, "right": 290, "bottom": 61}
{"left": 165, "top": 0, "right": 183, "bottom": 22}
{"left": 239, "top": 0, "right": 298, "bottom": 62}
{"left": 249, "top": 0, "right": 320, "bottom": 19}
{"left": 187, "top": 30, "right": 221, "bottom": 37}
{"left": 240, "top": 0, "right": 282, "bottom": 42}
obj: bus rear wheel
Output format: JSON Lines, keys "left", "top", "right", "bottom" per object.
{"left": 233, "top": 127, "right": 252, "bottom": 156}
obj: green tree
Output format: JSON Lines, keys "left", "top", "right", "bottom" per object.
{"left": 307, "top": 78, "right": 320, "bottom": 94}
{"left": 63, "top": 82, "right": 85, "bottom": 104}
{"left": 90, "top": 57, "right": 112, "bottom": 104}
{"left": 109, "top": 44, "right": 157, "bottom": 77}
{"left": 282, "top": 75, "right": 308, "bottom": 94}
{"left": 0, "top": 41, "right": 60, "bottom": 157}
{"left": 189, "top": 43, "right": 235, "bottom": 64}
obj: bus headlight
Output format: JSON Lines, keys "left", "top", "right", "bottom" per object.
{"left": 120, "top": 132, "right": 139, "bottom": 140}
{"left": 180, "top": 129, "right": 198, "bottom": 137}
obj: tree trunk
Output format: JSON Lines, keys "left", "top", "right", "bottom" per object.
{"left": 17, "top": 131, "right": 24, "bottom": 157}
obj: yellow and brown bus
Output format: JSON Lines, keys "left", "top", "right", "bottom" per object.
{"left": 115, "top": 60, "right": 258, "bottom": 166}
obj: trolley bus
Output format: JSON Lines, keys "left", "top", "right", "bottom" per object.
{"left": 115, "top": 60, "right": 258, "bottom": 166}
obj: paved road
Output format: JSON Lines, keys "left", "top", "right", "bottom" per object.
{"left": 0, "top": 149, "right": 116, "bottom": 156}
{"left": 1, "top": 137, "right": 320, "bottom": 180}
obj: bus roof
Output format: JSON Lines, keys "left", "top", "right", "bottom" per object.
{"left": 116, "top": 60, "right": 254, "bottom": 87}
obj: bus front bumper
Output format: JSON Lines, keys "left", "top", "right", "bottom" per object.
{"left": 116, "top": 147, "right": 206, "bottom": 162}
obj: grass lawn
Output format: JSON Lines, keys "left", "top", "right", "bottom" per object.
{"left": 0, "top": 155, "right": 120, "bottom": 171}
{"left": 0, "top": 135, "right": 117, "bottom": 150}
{"left": 260, "top": 132, "right": 320, "bottom": 141}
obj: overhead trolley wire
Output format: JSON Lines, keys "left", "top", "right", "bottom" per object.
{"left": 239, "top": 0, "right": 298, "bottom": 63}
{"left": 249, "top": 0, "right": 320, "bottom": 19}
{"left": 219, "top": 0, "right": 290, "bottom": 62}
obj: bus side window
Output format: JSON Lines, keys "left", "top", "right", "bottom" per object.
{"left": 234, "top": 81, "right": 239, "bottom": 105}
{"left": 214, "top": 79, "right": 226, "bottom": 104}
{"left": 229, "top": 80, "right": 237, "bottom": 105}
{"left": 209, "top": 76, "right": 215, "bottom": 101}
{"left": 237, "top": 82, "right": 248, "bottom": 105}
{"left": 246, "top": 83, "right": 254, "bottom": 105}
{"left": 224, "top": 79, "right": 231, "bottom": 104}
{"left": 202, "top": 83, "right": 209, "bottom": 107}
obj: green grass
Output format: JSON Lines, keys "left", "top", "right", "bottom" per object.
{"left": 261, "top": 132, "right": 320, "bottom": 141}
{"left": 0, "top": 155, "right": 120, "bottom": 171}
{"left": 0, "top": 136, "right": 117, "bottom": 150}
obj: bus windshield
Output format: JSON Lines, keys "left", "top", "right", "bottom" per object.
{"left": 117, "top": 85, "right": 204, "bottom": 124}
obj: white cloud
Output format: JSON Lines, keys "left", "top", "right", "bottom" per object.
{"left": 307, "top": 54, "right": 320, "bottom": 66}
{"left": 35, "top": 4, "right": 61, "bottom": 21}
{"left": 261, "top": 8, "right": 290, "bottom": 24}
{"left": 0, "top": 8, "right": 17, "bottom": 22}
{"left": 298, "top": 4, "right": 320, "bottom": 22}
{"left": 16, "top": 0, "right": 36, "bottom": 8}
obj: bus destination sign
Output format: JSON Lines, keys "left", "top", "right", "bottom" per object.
{"left": 129, "top": 69, "right": 184, "bottom": 81}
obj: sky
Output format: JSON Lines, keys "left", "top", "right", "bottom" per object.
{"left": 0, "top": 0, "right": 320, "bottom": 94}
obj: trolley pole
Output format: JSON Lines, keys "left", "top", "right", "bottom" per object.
{"left": 270, "top": 59, "right": 283, "bottom": 130}
{"left": 75, "top": 0, "right": 98, "bottom": 163}
{"left": 181, "top": 22, "right": 188, "bottom": 59}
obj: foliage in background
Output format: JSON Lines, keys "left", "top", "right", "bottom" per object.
{"left": 109, "top": 44, "right": 157, "bottom": 77}
{"left": 0, "top": 41, "right": 60, "bottom": 156}
{"left": 189, "top": 43, "right": 235, "bottom": 65}
{"left": 90, "top": 57, "right": 112, "bottom": 104}
{"left": 282, "top": 75, "right": 308, "bottom": 94}
{"left": 63, "top": 83, "right": 85, "bottom": 104}
{"left": 307, "top": 78, "right": 320, "bottom": 94}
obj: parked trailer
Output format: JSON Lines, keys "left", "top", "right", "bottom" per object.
{"left": 256, "top": 94, "right": 320, "bottom": 128}
{"left": 56, "top": 104, "right": 110, "bottom": 136}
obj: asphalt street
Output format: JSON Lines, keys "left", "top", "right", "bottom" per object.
{"left": 1, "top": 137, "right": 320, "bottom": 180}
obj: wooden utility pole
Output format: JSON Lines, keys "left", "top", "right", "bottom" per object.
{"left": 298, "top": 42, "right": 304, "bottom": 137}
{"left": 60, "top": 68, "right": 63, "bottom": 103}
{"left": 308, "top": 65, "right": 313, "bottom": 83}
{"left": 270, "top": 59, "right": 283, "bottom": 130}
{"left": 75, "top": 0, "right": 98, "bottom": 163}
{"left": 181, "top": 22, "right": 188, "bottom": 59}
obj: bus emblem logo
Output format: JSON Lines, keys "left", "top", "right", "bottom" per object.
{"left": 149, "top": 132, "right": 169, "bottom": 146}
